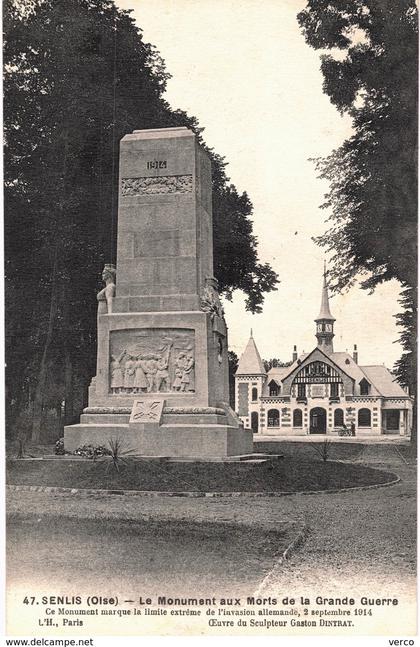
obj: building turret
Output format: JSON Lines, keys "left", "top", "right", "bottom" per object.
{"left": 235, "top": 330, "right": 266, "bottom": 434}
{"left": 236, "top": 329, "right": 265, "bottom": 375}
{"left": 314, "top": 263, "right": 335, "bottom": 354}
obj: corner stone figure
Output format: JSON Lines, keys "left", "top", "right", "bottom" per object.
{"left": 200, "top": 276, "right": 224, "bottom": 321}
{"left": 97, "top": 264, "right": 116, "bottom": 314}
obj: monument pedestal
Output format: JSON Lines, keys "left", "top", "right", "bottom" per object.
{"left": 64, "top": 405, "right": 252, "bottom": 459}
{"left": 64, "top": 127, "right": 252, "bottom": 458}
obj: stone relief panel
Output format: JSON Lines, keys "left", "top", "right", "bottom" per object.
{"left": 109, "top": 328, "right": 195, "bottom": 395}
{"left": 121, "top": 175, "right": 193, "bottom": 196}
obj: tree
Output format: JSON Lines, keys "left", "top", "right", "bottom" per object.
{"left": 263, "top": 359, "right": 293, "bottom": 372}
{"left": 298, "top": 0, "right": 417, "bottom": 440}
{"left": 264, "top": 358, "right": 280, "bottom": 371}
{"left": 4, "top": 0, "right": 278, "bottom": 441}
{"left": 393, "top": 287, "right": 417, "bottom": 395}
{"left": 212, "top": 170, "right": 279, "bottom": 313}
{"left": 298, "top": 0, "right": 417, "bottom": 292}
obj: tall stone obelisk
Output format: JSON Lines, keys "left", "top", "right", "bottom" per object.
{"left": 64, "top": 127, "right": 252, "bottom": 457}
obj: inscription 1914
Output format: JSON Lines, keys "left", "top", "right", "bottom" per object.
{"left": 147, "top": 160, "right": 167, "bottom": 170}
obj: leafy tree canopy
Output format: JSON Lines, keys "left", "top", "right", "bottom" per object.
{"left": 263, "top": 358, "right": 293, "bottom": 372}
{"left": 298, "top": 0, "right": 417, "bottom": 293}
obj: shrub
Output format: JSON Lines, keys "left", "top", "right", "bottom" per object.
{"left": 98, "top": 437, "right": 136, "bottom": 473}
{"left": 310, "top": 439, "right": 333, "bottom": 462}
{"left": 55, "top": 438, "right": 65, "bottom": 455}
{"left": 73, "top": 444, "right": 111, "bottom": 459}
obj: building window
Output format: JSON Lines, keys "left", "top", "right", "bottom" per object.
{"left": 358, "top": 408, "right": 371, "bottom": 427}
{"left": 251, "top": 387, "right": 258, "bottom": 402}
{"left": 334, "top": 409, "right": 344, "bottom": 427}
{"left": 268, "top": 380, "right": 280, "bottom": 396}
{"left": 267, "top": 409, "right": 280, "bottom": 427}
{"left": 297, "top": 384, "right": 306, "bottom": 398}
{"left": 330, "top": 383, "right": 339, "bottom": 398}
{"left": 360, "top": 379, "right": 370, "bottom": 396}
{"left": 293, "top": 409, "right": 303, "bottom": 427}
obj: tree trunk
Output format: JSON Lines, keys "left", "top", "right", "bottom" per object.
{"left": 63, "top": 282, "right": 74, "bottom": 427}
{"left": 31, "top": 250, "right": 59, "bottom": 442}
{"left": 31, "top": 131, "right": 69, "bottom": 443}
{"left": 410, "top": 395, "right": 417, "bottom": 449}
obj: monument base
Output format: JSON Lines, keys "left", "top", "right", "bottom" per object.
{"left": 64, "top": 404, "right": 253, "bottom": 458}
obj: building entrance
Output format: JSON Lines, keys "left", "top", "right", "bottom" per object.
{"left": 251, "top": 411, "right": 259, "bottom": 434}
{"left": 310, "top": 407, "right": 327, "bottom": 434}
{"left": 384, "top": 409, "right": 400, "bottom": 434}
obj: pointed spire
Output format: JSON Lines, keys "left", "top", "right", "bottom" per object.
{"left": 250, "top": 328, "right": 253, "bottom": 338}
{"left": 315, "top": 262, "right": 335, "bottom": 321}
{"left": 236, "top": 332, "right": 265, "bottom": 375}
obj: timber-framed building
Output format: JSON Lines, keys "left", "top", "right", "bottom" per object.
{"left": 235, "top": 271, "right": 413, "bottom": 437}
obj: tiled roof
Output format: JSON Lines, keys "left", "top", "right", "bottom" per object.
{"left": 360, "top": 365, "right": 409, "bottom": 398}
{"left": 330, "top": 352, "right": 375, "bottom": 392}
{"left": 236, "top": 334, "right": 265, "bottom": 375}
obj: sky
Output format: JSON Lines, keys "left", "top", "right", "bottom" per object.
{"left": 117, "top": 0, "right": 403, "bottom": 368}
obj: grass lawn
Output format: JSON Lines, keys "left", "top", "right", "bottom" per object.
{"left": 255, "top": 441, "right": 374, "bottom": 460}
{"left": 7, "top": 514, "right": 296, "bottom": 598}
{"left": 6, "top": 455, "right": 396, "bottom": 492}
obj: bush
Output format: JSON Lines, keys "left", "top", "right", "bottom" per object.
{"left": 73, "top": 444, "right": 112, "bottom": 459}
{"left": 55, "top": 438, "right": 65, "bottom": 455}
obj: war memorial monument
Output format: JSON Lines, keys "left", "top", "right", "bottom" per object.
{"left": 64, "top": 126, "right": 253, "bottom": 458}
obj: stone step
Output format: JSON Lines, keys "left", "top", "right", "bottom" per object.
{"left": 80, "top": 414, "right": 130, "bottom": 424}
{"left": 161, "top": 414, "right": 227, "bottom": 425}
{"left": 67, "top": 423, "right": 129, "bottom": 429}
{"left": 159, "top": 423, "right": 238, "bottom": 430}
{"left": 80, "top": 413, "right": 228, "bottom": 425}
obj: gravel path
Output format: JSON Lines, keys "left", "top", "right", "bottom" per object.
{"left": 6, "top": 445, "right": 416, "bottom": 625}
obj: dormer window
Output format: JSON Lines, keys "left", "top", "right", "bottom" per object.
{"left": 359, "top": 379, "right": 370, "bottom": 396}
{"left": 268, "top": 380, "right": 280, "bottom": 396}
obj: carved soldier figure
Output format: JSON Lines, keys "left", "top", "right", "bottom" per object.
{"left": 181, "top": 354, "right": 195, "bottom": 392}
{"left": 172, "top": 368, "right": 183, "bottom": 391}
{"left": 144, "top": 357, "right": 158, "bottom": 392}
{"left": 97, "top": 264, "right": 116, "bottom": 314}
{"left": 155, "top": 355, "right": 170, "bottom": 392}
{"left": 133, "top": 356, "right": 148, "bottom": 393}
{"left": 110, "top": 350, "right": 126, "bottom": 394}
{"left": 156, "top": 341, "right": 172, "bottom": 392}
{"left": 123, "top": 354, "right": 136, "bottom": 392}
{"left": 172, "top": 352, "right": 186, "bottom": 391}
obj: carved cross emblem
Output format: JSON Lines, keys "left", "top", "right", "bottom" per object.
{"left": 129, "top": 399, "right": 165, "bottom": 425}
